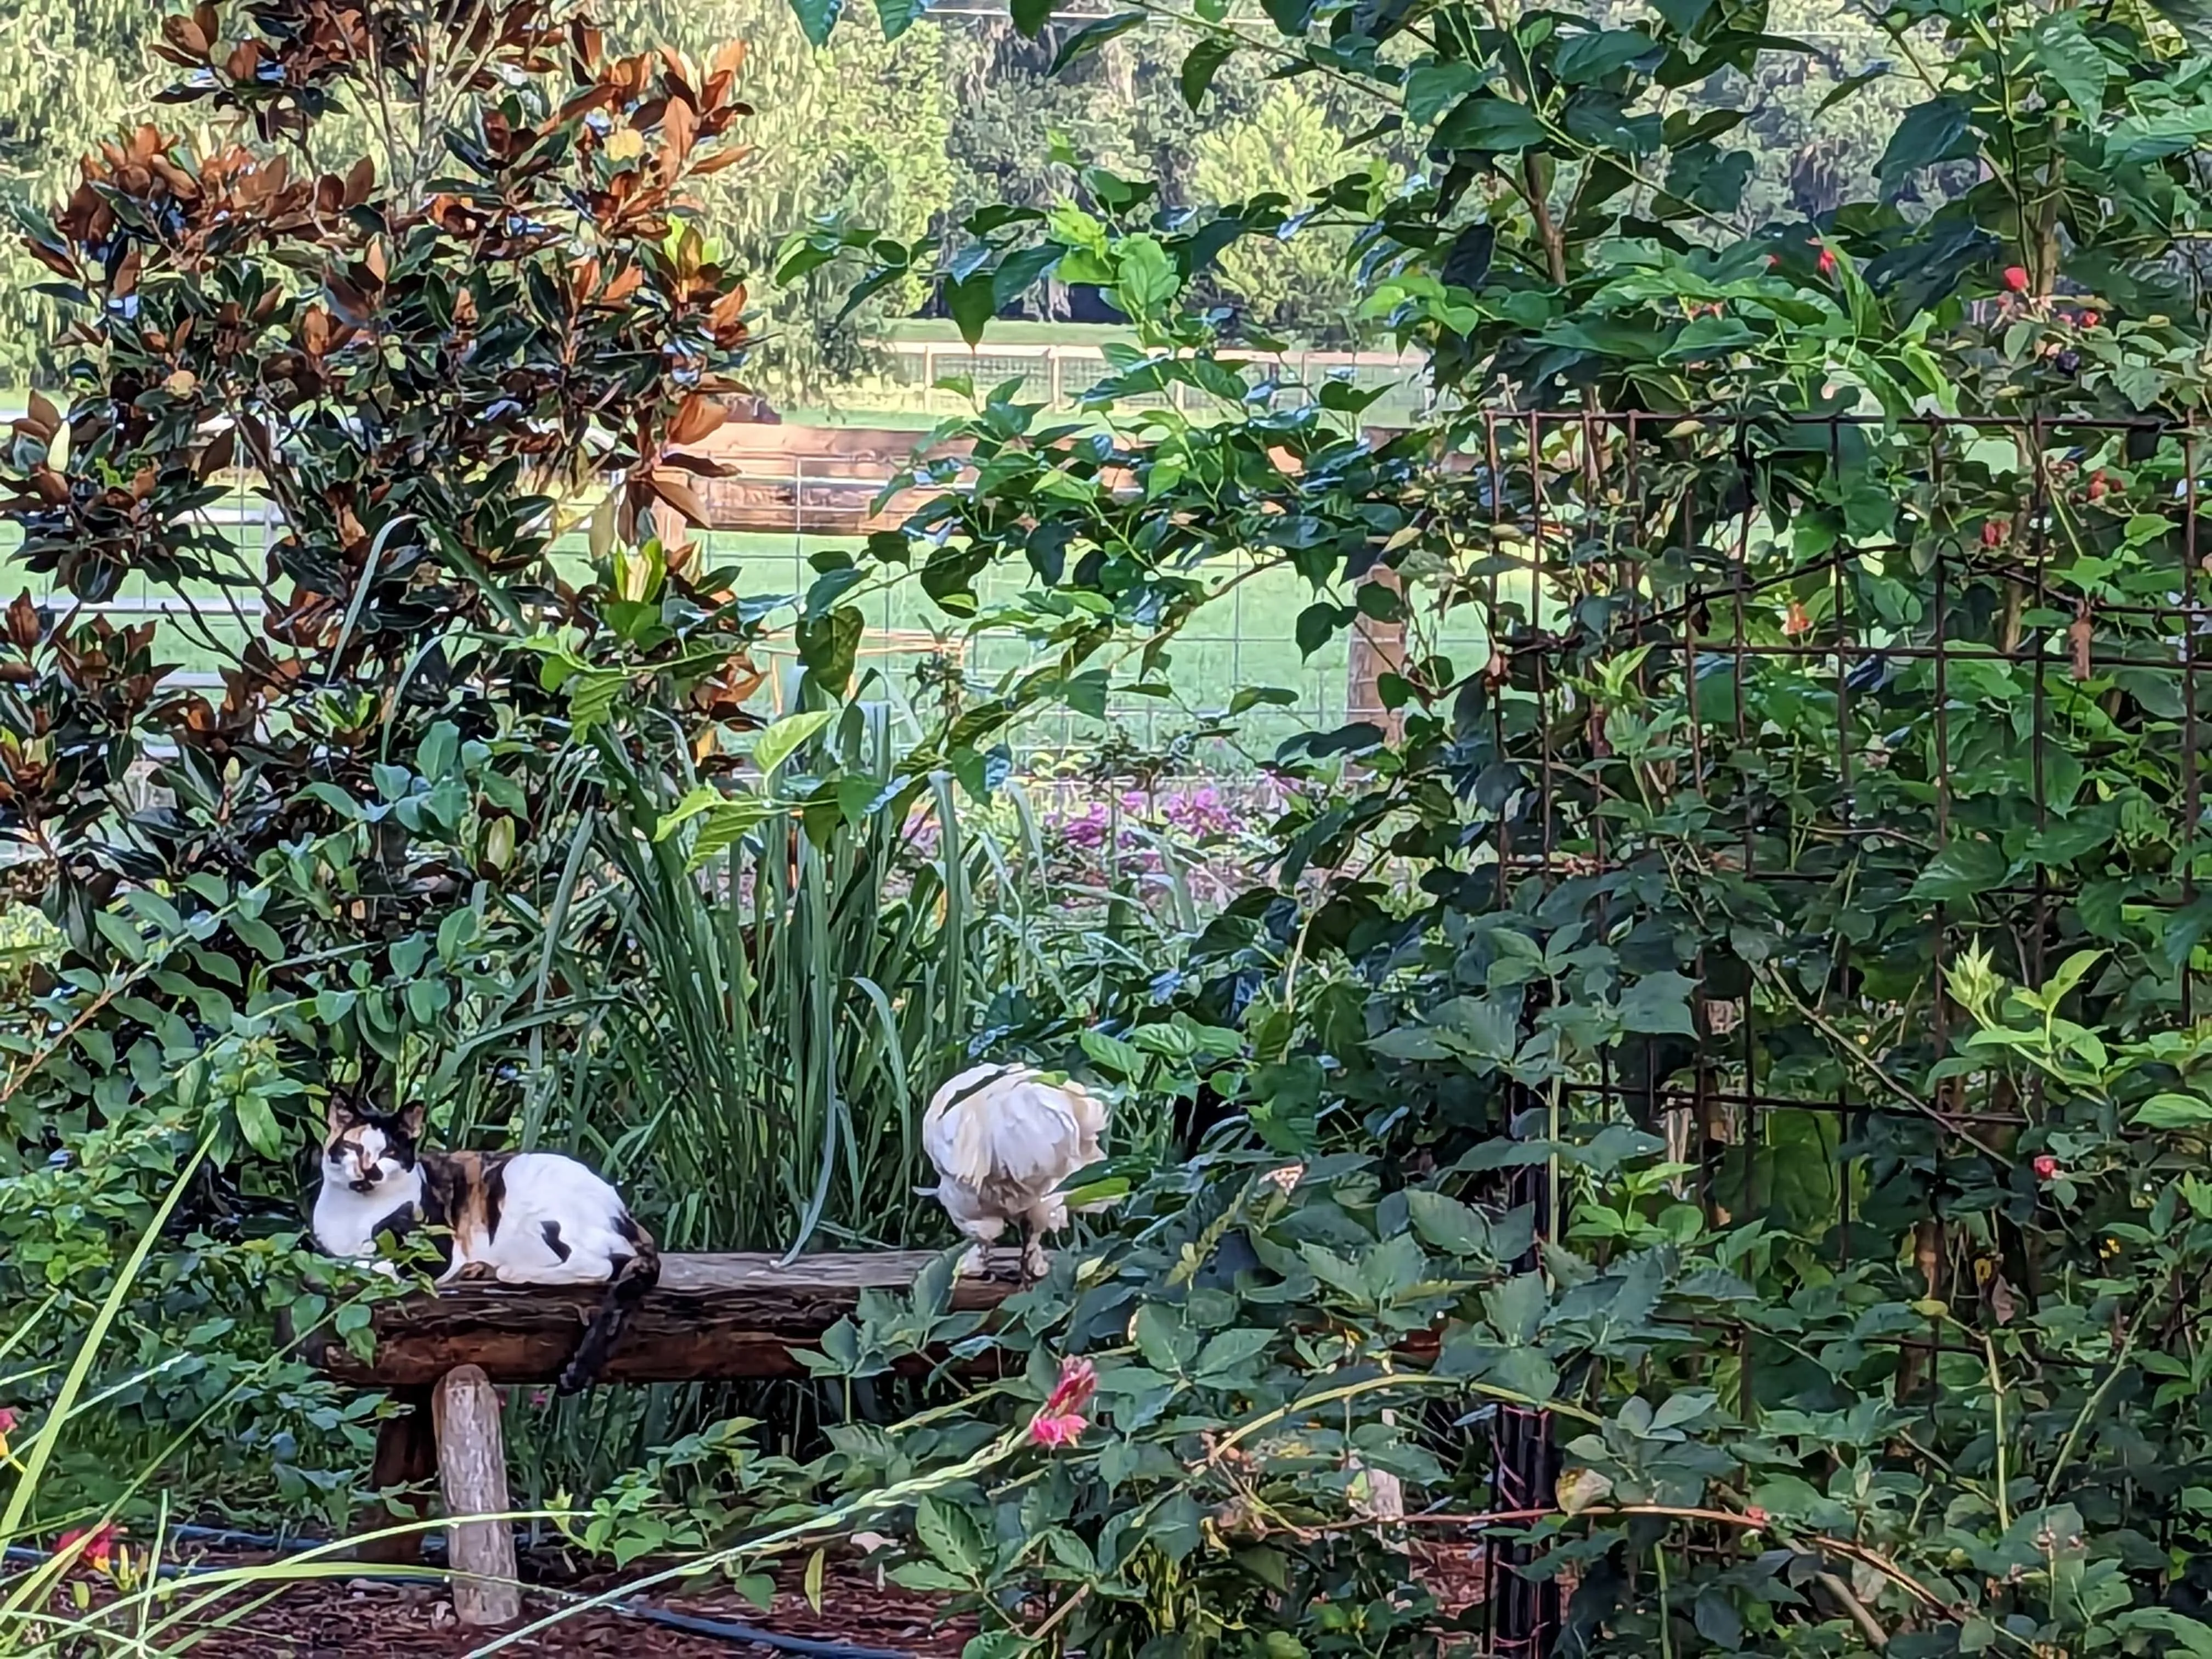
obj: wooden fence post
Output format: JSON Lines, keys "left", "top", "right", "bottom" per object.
{"left": 1346, "top": 562, "right": 1406, "bottom": 743}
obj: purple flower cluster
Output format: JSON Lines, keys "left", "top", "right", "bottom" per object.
{"left": 884, "top": 777, "right": 1311, "bottom": 916}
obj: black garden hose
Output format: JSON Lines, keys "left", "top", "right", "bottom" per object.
{"left": 5, "top": 1537, "right": 918, "bottom": 1659}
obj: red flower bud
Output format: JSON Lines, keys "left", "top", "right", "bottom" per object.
{"left": 2003, "top": 266, "right": 2030, "bottom": 293}
{"left": 2033, "top": 1154, "right": 2059, "bottom": 1181}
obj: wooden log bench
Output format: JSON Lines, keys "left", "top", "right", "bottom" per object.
{"left": 302, "top": 1250, "right": 1024, "bottom": 1624}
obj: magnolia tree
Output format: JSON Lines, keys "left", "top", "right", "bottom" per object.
{"left": 0, "top": 0, "right": 787, "bottom": 1522}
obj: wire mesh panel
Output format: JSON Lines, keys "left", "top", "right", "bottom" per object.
{"left": 1447, "top": 409, "right": 2204, "bottom": 1649}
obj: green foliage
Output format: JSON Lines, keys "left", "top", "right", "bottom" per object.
{"left": 0, "top": 1103, "right": 402, "bottom": 1531}
{"left": 653, "top": 0, "right": 2212, "bottom": 1651}
{"left": 550, "top": 699, "right": 1073, "bottom": 1252}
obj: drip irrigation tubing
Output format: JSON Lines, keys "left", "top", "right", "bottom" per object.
{"left": 6, "top": 1535, "right": 917, "bottom": 1659}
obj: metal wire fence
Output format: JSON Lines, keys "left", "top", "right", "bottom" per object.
{"left": 861, "top": 337, "right": 1431, "bottom": 426}
{"left": 0, "top": 455, "right": 1415, "bottom": 775}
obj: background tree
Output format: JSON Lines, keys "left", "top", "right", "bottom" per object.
{"left": 1190, "top": 81, "right": 1374, "bottom": 341}
{"left": 0, "top": 1, "right": 167, "bottom": 385}
{"left": 599, "top": 0, "right": 957, "bottom": 396}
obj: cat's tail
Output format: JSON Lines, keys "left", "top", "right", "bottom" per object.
{"left": 556, "top": 1217, "right": 661, "bottom": 1394}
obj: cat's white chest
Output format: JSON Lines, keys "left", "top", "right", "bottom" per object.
{"left": 312, "top": 1172, "right": 421, "bottom": 1262}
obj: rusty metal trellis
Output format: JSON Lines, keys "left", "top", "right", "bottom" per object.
{"left": 1441, "top": 410, "right": 2204, "bottom": 1655}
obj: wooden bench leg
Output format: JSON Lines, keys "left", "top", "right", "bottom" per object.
{"left": 431, "top": 1364, "right": 522, "bottom": 1626}
{"left": 359, "top": 1384, "right": 435, "bottom": 1565}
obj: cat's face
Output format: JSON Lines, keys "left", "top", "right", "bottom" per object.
{"left": 323, "top": 1097, "right": 424, "bottom": 1195}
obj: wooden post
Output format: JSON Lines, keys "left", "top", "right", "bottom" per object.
{"left": 432, "top": 1364, "right": 521, "bottom": 1627}
{"left": 1346, "top": 562, "right": 1406, "bottom": 743}
{"left": 359, "top": 1384, "right": 436, "bottom": 1564}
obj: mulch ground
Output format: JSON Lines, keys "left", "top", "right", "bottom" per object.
{"left": 60, "top": 1538, "right": 1492, "bottom": 1656}
{"left": 83, "top": 1550, "right": 975, "bottom": 1659}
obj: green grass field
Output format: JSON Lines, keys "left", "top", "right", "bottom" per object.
{"left": 0, "top": 472, "right": 1488, "bottom": 767}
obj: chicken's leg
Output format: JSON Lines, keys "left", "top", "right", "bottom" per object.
{"left": 1019, "top": 1199, "right": 1060, "bottom": 1281}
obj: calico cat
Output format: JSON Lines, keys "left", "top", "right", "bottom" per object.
{"left": 311, "top": 1096, "right": 659, "bottom": 1393}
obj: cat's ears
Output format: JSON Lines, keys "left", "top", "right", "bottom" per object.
{"left": 324, "top": 1091, "right": 426, "bottom": 1141}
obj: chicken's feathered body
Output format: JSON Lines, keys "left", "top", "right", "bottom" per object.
{"left": 923, "top": 1063, "right": 1108, "bottom": 1277}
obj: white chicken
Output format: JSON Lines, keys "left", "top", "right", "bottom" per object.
{"left": 922, "top": 1063, "right": 1109, "bottom": 1278}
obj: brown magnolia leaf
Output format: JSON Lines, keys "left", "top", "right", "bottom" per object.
{"left": 225, "top": 40, "right": 264, "bottom": 81}
{"left": 150, "top": 156, "right": 201, "bottom": 200}
{"left": 710, "top": 40, "right": 747, "bottom": 82}
{"left": 24, "top": 240, "right": 76, "bottom": 280}
{"left": 656, "top": 452, "right": 730, "bottom": 477}
{"left": 326, "top": 275, "right": 374, "bottom": 323}
{"left": 161, "top": 14, "right": 211, "bottom": 58}
{"left": 23, "top": 392, "right": 59, "bottom": 442}
{"left": 602, "top": 264, "right": 645, "bottom": 304}
{"left": 667, "top": 394, "right": 727, "bottom": 447}
{"left": 661, "top": 98, "right": 699, "bottom": 185}
{"left": 691, "top": 144, "right": 754, "bottom": 177}
{"left": 112, "top": 246, "right": 143, "bottom": 300}
{"left": 198, "top": 428, "right": 235, "bottom": 479}
{"left": 343, "top": 155, "right": 375, "bottom": 207}
{"left": 7, "top": 592, "right": 42, "bottom": 652}
{"left": 647, "top": 471, "right": 713, "bottom": 527}
{"left": 2068, "top": 608, "right": 2092, "bottom": 681}
{"left": 559, "top": 83, "right": 618, "bottom": 128}
{"left": 708, "top": 285, "right": 749, "bottom": 331}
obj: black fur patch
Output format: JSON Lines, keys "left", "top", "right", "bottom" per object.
{"left": 483, "top": 1155, "right": 511, "bottom": 1242}
{"left": 540, "top": 1220, "right": 571, "bottom": 1262}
